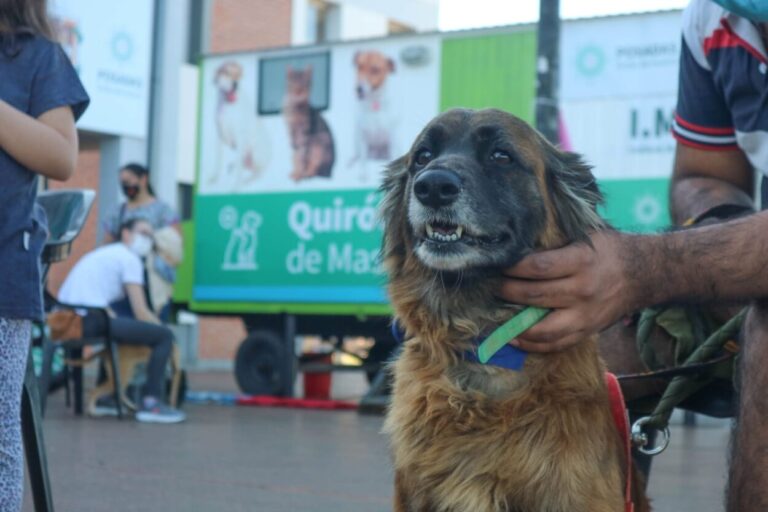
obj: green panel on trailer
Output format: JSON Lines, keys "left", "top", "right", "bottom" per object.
{"left": 172, "top": 221, "right": 195, "bottom": 303}
{"left": 440, "top": 31, "right": 537, "bottom": 122}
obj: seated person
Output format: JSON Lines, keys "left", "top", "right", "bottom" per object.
{"left": 58, "top": 218, "right": 185, "bottom": 424}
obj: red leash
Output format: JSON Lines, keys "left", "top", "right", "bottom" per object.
{"left": 605, "top": 372, "right": 634, "bottom": 512}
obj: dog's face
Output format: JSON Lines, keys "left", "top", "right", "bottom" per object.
{"left": 285, "top": 65, "right": 312, "bottom": 105}
{"left": 382, "top": 108, "right": 602, "bottom": 277}
{"left": 215, "top": 62, "right": 243, "bottom": 103}
{"left": 354, "top": 51, "right": 395, "bottom": 99}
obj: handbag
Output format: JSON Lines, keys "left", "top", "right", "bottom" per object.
{"left": 47, "top": 310, "right": 83, "bottom": 340}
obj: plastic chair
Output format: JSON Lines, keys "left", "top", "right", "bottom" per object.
{"left": 22, "top": 189, "right": 96, "bottom": 512}
{"left": 36, "top": 189, "right": 125, "bottom": 416}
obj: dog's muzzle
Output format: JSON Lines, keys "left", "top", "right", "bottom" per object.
{"left": 413, "top": 169, "right": 461, "bottom": 209}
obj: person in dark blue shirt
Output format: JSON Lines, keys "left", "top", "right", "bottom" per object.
{"left": 0, "top": 1, "right": 88, "bottom": 509}
{"left": 500, "top": 1, "right": 768, "bottom": 510}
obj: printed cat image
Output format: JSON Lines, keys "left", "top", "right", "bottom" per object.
{"left": 283, "top": 65, "right": 335, "bottom": 181}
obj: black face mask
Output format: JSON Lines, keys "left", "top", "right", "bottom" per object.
{"left": 121, "top": 183, "right": 140, "bottom": 200}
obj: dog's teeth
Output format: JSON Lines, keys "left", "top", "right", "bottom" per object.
{"left": 426, "top": 224, "right": 434, "bottom": 238}
{"left": 456, "top": 226, "right": 463, "bottom": 238}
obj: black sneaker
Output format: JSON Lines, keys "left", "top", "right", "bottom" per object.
{"left": 88, "top": 395, "right": 119, "bottom": 417}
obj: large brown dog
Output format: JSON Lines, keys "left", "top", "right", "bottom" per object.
{"left": 381, "top": 108, "right": 650, "bottom": 512}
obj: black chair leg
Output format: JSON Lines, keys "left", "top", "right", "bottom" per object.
{"left": 21, "top": 350, "right": 55, "bottom": 512}
{"left": 107, "top": 342, "right": 124, "bottom": 419}
{"left": 71, "top": 348, "right": 84, "bottom": 415}
{"left": 38, "top": 337, "right": 55, "bottom": 416}
{"left": 63, "top": 365, "right": 71, "bottom": 408}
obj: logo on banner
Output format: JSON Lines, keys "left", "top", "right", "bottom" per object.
{"left": 633, "top": 194, "right": 663, "bottom": 225}
{"left": 220, "top": 206, "right": 263, "bottom": 271}
{"left": 576, "top": 45, "right": 606, "bottom": 77}
{"left": 111, "top": 31, "right": 134, "bottom": 62}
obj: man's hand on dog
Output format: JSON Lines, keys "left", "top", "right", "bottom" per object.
{"left": 499, "top": 231, "right": 635, "bottom": 353}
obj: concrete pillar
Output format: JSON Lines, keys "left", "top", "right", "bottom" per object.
{"left": 147, "top": 0, "right": 193, "bottom": 212}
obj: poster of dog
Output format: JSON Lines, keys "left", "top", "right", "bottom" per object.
{"left": 202, "top": 58, "right": 272, "bottom": 192}
{"left": 198, "top": 37, "right": 440, "bottom": 195}
{"left": 283, "top": 65, "right": 335, "bottom": 182}
{"left": 348, "top": 50, "right": 397, "bottom": 182}
{"left": 258, "top": 52, "right": 335, "bottom": 183}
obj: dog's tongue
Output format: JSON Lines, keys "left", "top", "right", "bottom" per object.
{"left": 226, "top": 90, "right": 237, "bottom": 102}
{"left": 433, "top": 223, "right": 457, "bottom": 235}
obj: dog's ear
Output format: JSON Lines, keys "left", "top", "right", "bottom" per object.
{"left": 544, "top": 145, "right": 605, "bottom": 245}
{"left": 380, "top": 155, "right": 410, "bottom": 264}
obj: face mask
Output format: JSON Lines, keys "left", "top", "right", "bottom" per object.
{"left": 121, "top": 183, "right": 140, "bottom": 200}
{"left": 129, "top": 233, "right": 153, "bottom": 257}
{"left": 712, "top": 0, "right": 768, "bottom": 21}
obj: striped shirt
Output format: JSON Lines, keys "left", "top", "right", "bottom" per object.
{"left": 672, "top": 0, "right": 768, "bottom": 176}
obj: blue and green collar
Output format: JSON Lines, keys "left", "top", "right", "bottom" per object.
{"left": 391, "top": 306, "right": 550, "bottom": 371}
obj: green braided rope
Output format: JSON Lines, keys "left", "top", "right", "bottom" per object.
{"left": 643, "top": 308, "right": 746, "bottom": 430}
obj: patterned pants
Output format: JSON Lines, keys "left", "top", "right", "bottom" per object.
{"left": 0, "top": 318, "right": 31, "bottom": 512}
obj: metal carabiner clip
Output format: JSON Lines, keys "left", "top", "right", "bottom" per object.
{"left": 630, "top": 416, "right": 671, "bottom": 456}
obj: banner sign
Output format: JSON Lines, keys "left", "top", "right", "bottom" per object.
{"left": 51, "top": 0, "right": 154, "bottom": 138}
{"left": 560, "top": 11, "right": 682, "bottom": 100}
{"left": 193, "top": 11, "right": 686, "bottom": 309}
{"left": 195, "top": 36, "right": 441, "bottom": 304}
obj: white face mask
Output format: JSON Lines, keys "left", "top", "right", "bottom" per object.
{"left": 129, "top": 233, "right": 153, "bottom": 257}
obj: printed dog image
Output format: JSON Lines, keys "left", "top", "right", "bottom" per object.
{"left": 283, "top": 65, "right": 335, "bottom": 182}
{"left": 212, "top": 61, "right": 271, "bottom": 188}
{"left": 381, "top": 109, "right": 650, "bottom": 512}
{"left": 350, "top": 50, "right": 397, "bottom": 181}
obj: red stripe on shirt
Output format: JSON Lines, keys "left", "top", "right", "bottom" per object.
{"left": 674, "top": 113, "right": 734, "bottom": 135}
{"left": 672, "top": 131, "right": 740, "bottom": 151}
{"left": 703, "top": 19, "right": 767, "bottom": 63}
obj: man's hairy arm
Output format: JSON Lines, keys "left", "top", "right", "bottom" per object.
{"left": 500, "top": 211, "right": 768, "bottom": 352}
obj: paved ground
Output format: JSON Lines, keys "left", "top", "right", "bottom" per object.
{"left": 23, "top": 371, "right": 730, "bottom": 512}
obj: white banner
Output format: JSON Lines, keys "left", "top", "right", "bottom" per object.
{"left": 561, "top": 11, "right": 682, "bottom": 101}
{"left": 51, "top": 0, "right": 154, "bottom": 138}
{"left": 562, "top": 96, "right": 677, "bottom": 180}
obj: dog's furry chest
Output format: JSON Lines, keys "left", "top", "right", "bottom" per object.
{"left": 385, "top": 343, "right": 625, "bottom": 512}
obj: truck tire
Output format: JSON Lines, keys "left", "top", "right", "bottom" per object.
{"left": 235, "top": 330, "right": 286, "bottom": 395}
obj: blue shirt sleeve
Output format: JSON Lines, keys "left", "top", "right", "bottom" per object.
{"left": 672, "top": 37, "right": 737, "bottom": 150}
{"left": 29, "top": 41, "right": 89, "bottom": 121}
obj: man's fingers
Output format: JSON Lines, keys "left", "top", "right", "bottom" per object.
{"left": 510, "top": 332, "right": 583, "bottom": 353}
{"left": 513, "top": 309, "right": 584, "bottom": 345}
{"left": 498, "top": 278, "right": 581, "bottom": 308}
{"left": 503, "top": 243, "right": 592, "bottom": 280}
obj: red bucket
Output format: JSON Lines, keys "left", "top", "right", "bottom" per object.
{"left": 303, "top": 354, "right": 332, "bottom": 400}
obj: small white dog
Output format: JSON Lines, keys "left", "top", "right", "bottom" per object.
{"left": 349, "top": 51, "right": 397, "bottom": 181}
{"left": 211, "top": 61, "right": 271, "bottom": 189}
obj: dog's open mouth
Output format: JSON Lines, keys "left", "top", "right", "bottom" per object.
{"left": 422, "top": 221, "right": 509, "bottom": 246}
{"left": 425, "top": 221, "right": 464, "bottom": 243}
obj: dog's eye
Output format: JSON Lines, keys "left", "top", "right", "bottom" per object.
{"left": 489, "top": 150, "right": 512, "bottom": 165}
{"left": 414, "top": 149, "right": 433, "bottom": 167}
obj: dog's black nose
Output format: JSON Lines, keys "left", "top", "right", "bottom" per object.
{"left": 413, "top": 170, "right": 461, "bottom": 208}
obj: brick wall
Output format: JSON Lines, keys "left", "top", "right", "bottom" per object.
{"left": 210, "top": 0, "right": 292, "bottom": 53}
